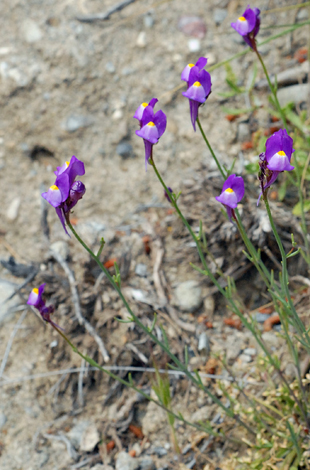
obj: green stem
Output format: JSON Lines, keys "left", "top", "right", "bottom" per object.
{"left": 262, "top": 195, "right": 308, "bottom": 339}
{"left": 66, "top": 218, "right": 255, "bottom": 435}
{"left": 196, "top": 117, "right": 226, "bottom": 179}
{"left": 51, "top": 324, "right": 226, "bottom": 440}
{"left": 253, "top": 48, "right": 288, "bottom": 131}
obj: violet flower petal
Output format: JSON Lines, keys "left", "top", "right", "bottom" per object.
{"left": 153, "top": 110, "right": 167, "bottom": 138}
{"left": 136, "top": 122, "right": 159, "bottom": 144}
{"left": 55, "top": 206, "right": 70, "bottom": 236}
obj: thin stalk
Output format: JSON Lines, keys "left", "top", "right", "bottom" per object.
{"left": 263, "top": 196, "right": 310, "bottom": 342}
{"left": 196, "top": 117, "right": 226, "bottom": 179}
{"left": 152, "top": 161, "right": 310, "bottom": 428}
{"left": 66, "top": 218, "right": 255, "bottom": 436}
{"left": 253, "top": 46, "right": 288, "bottom": 131}
{"left": 51, "top": 324, "right": 226, "bottom": 440}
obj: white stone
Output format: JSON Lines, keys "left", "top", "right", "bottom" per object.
{"left": 136, "top": 31, "right": 147, "bottom": 48}
{"left": 6, "top": 197, "right": 21, "bottom": 221}
{"left": 80, "top": 423, "right": 100, "bottom": 452}
{"left": 188, "top": 38, "right": 201, "bottom": 52}
{"left": 50, "top": 241, "right": 70, "bottom": 260}
{"left": 116, "top": 451, "right": 140, "bottom": 470}
{"left": 174, "top": 280, "right": 202, "bottom": 312}
{"left": 22, "top": 19, "right": 43, "bottom": 43}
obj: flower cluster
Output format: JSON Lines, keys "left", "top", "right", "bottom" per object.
{"left": 258, "top": 129, "right": 294, "bottom": 204}
{"left": 181, "top": 57, "right": 212, "bottom": 131}
{"left": 42, "top": 156, "right": 86, "bottom": 235}
{"left": 231, "top": 6, "right": 260, "bottom": 49}
{"left": 27, "top": 284, "right": 58, "bottom": 327}
{"left": 215, "top": 174, "right": 245, "bottom": 221}
{"left": 134, "top": 99, "right": 167, "bottom": 169}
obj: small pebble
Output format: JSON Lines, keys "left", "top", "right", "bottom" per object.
{"left": 116, "top": 141, "right": 133, "bottom": 159}
{"left": 135, "top": 263, "right": 148, "bottom": 277}
{"left": 116, "top": 451, "right": 140, "bottom": 470}
{"left": 139, "top": 458, "right": 156, "bottom": 470}
{"left": 239, "top": 353, "right": 252, "bottom": 364}
{"left": 198, "top": 332, "right": 210, "bottom": 354}
{"left": 243, "top": 348, "right": 256, "bottom": 356}
{"left": 112, "top": 109, "right": 123, "bottom": 120}
{"left": 137, "top": 31, "right": 147, "bottom": 48}
{"left": 152, "top": 446, "right": 167, "bottom": 457}
{"left": 6, "top": 197, "right": 21, "bottom": 221}
{"left": 80, "top": 424, "right": 100, "bottom": 452}
{"left": 188, "top": 38, "right": 201, "bottom": 52}
{"left": 174, "top": 280, "right": 202, "bottom": 312}
{"left": 254, "top": 312, "right": 271, "bottom": 323}
{"left": 144, "top": 14, "right": 154, "bottom": 28}
{"left": 105, "top": 61, "right": 115, "bottom": 73}
{"left": 22, "top": 19, "right": 43, "bottom": 43}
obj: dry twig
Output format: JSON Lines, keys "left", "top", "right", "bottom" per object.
{"left": 76, "top": 0, "right": 137, "bottom": 23}
{"left": 50, "top": 248, "right": 110, "bottom": 362}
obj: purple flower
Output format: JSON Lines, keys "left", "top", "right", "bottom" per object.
{"left": 265, "top": 129, "right": 294, "bottom": 172}
{"left": 164, "top": 187, "right": 173, "bottom": 203}
{"left": 231, "top": 7, "right": 260, "bottom": 49}
{"left": 257, "top": 129, "right": 294, "bottom": 204}
{"left": 27, "top": 283, "right": 58, "bottom": 326}
{"left": 215, "top": 174, "right": 245, "bottom": 221}
{"left": 42, "top": 155, "right": 85, "bottom": 235}
{"left": 182, "top": 60, "right": 212, "bottom": 131}
{"left": 133, "top": 98, "right": 158, "bottom": 127}
{"left": 135, "top": 103, "right": 167, "bottom": 169}
{"left": 181, "top": 57, "right": 208, "bottom": 83}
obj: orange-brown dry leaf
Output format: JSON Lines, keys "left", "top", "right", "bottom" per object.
{"left": 128, "top": 449, "right": 136, "bottom": 457}
{"left": 205, "top": 321, "right": 213, "bottom": 329}
{"left": 225, "top": 114, "right": 238, "bottom": 122}
{"left": 129, "top": 424, "right": 144, "bottom": 439}
{"left": 106, "top": 440, "right": 115, "bottom": 452}
{"left": 241, "top": 141, "right": 254, "bottom": 151}
{"left": 294, "top": 47, "right": 308, "bottom": 63}
{"left": 224, "top": 317, "right": 242, "bottom": 330}
{"left": 258, "top": 306, "right": 274, "bottom": 315}
{"left": 263, "top": 314, "right": 280, "bottom": 332}
{"left": 104, "top": 257, "right": 118, "bottom": 269}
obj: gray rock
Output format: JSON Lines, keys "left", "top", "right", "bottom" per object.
{"left": 152, "top": 447, "right": 167, "bottom": 457}
{"left": 0, "top": 412, "right": 7, "bottom": 429}
{"left": 278, "top": 84, "right": 308, "bottom": 107}
{"left": 261, "top": 331, "right": 280, "bottom": 351}
{"left": 0, "top": 280, "right": 20, "bottom": 325}
{"left": 62, "top": 114, "right": 94, "bottom": 133}
{"left": 203, "top": 295, "right": 215, "bottom": 316}
{"left": 139, "top": 458, "right": 156, "bottom": 470}
{"left": 116, "top": 451, "right": 140, "bottom": 470}
{"left": 213, "top": 8, "right": 227, "bottom": 25}
{"left": 144, "top": 14, "right": 154, "bottom": 28}
{"left": 105, "top": 61, "right": 115, "bottom": 73}
{"left": 135, "top": 263, "right": 148, "bottom": 277}
{"left": 297, "top": 8, "right": 308, "bottom": 21}
{"left": 22, "top": 19, "right": 43, "bottom": 43}
{"left": 174, "top": 280, "right": 202, "bottom": 312}
{"left": 116, "top": 141, "right": 133, "bottom": 159}
{"left": 254, "top": 312, "right": 271, "bottom": 323}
